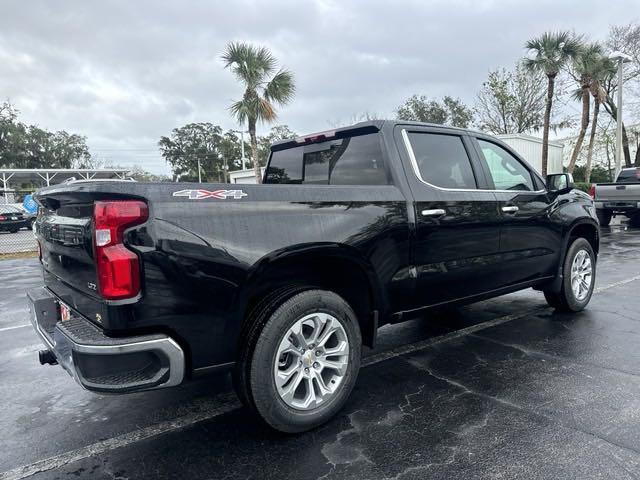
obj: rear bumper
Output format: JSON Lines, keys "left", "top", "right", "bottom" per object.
{"left": 595, "top": 201, "right": 640, "bottom": 211}
{"left": 27, "top": 287, "right": 185, "bottom": 394}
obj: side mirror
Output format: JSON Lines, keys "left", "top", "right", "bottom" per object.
{"left": 546, "top": 173, "right": 574, "bottom": 194}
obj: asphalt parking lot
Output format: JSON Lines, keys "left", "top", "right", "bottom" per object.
{"left": 2, "top": 221, "right": 640, "bottom": 479}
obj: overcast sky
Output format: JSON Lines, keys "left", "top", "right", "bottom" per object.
{"left": 1, "top": 0, "right": 638, "bottom": 174}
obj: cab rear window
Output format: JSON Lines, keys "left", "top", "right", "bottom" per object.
{"left": 617, "top": 168, "right": 640, "bottom": 183}
{"left": 264, "top": 133, "right": 389, "bottom": 185}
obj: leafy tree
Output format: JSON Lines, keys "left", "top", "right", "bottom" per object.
{"left": 221, "top": 42, "right": 295, "bottom": 183}
{"left": 127, "top": 166, "right": 172, "bottom": 182}
{"left": 0, "top": 100, "right": 92, "bottom": 169}
{"left": 158, "top": 123, "right": 224, "bottom": 182}
{"left": 524, "top": 31, "right": 581, "bottom": 175}
{"left": 475, "top": 61, "right": 546, "bottom": 134}
{"left": 396, "top": 95, "right": 473, "bottom": 128}
{"left": 218, "top": 130, "right": 249, "bottom": 175}
{"left": 257, "top": 124, "right": 297, "bottom": 165}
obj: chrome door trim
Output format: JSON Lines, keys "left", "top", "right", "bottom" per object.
{"left": 400, "top": 128, "right": 546, "bottom": 195}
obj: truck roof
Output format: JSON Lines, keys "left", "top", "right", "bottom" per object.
{"left": 270, "top": 119, "right": 485, "bottom": 151}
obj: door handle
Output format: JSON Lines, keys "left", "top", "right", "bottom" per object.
{"left": 421, "top": 208, "right": 446, "bottom": 218}
{"left": 501, "top": 206, "right": 519, "bottom": 213}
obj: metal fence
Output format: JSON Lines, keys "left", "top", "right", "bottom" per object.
{"left": 1, "top": 189, "right": 38, "bottom": 255}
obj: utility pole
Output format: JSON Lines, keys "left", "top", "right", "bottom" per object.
{"left": 610, "top": 51, "right": 632, "bottom": 179}
{"left": 197, "top": 158, "right": 202, "bottom": 183}
{"left": 232, "top": 130, "right": 249, "bottom": 170}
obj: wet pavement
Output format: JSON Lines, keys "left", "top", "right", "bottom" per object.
{"left": 1, "top": 220, "right": 640, "bottom": 479}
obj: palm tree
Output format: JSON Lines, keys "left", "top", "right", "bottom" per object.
{"left": 567, "top": 43, "right": 607, "bottom": 174}
{"left": 584, "top": 54, "right": 616, "bottom": 183}
{"left": 221, "top": 42, "right": 295, "bottom": 183}
{"left": 524, "top": 32, "right": 581, "bottom": 176}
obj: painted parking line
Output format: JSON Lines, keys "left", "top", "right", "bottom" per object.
{"left": 0, "top": 324, "right": 29, "bottom": 333}
{"left": 2, "top": 274, "right": 640, "bottom": 480}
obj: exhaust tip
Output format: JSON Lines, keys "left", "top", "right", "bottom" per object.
{"left": 38, "top": 349, "right": 58, "bottom": 365}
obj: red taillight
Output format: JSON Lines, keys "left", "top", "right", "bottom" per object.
{"left": 589, "top": 184, "right": 596, "bottom": 198}
{"left": 93, "top": 201, "right": 148, "bottom": 300}
{"left": 0, "top": 216, "right": 6, "bottom": 221}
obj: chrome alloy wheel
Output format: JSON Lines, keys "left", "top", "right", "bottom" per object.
{"left": 274, "top": 312, "right": 349, "bottom": 411}
{"left": 570, "top": 249, "right": 593, "bottom": 301}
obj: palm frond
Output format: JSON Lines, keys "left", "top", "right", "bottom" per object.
{"left": 256, "top": 98, "right": 277, "bottom": 123}
{"left": 570, "top": 87, "right": 584, "bottom": 102}
{"left": 524, "top": 31, "right": 583, "bottom": 75}
{"left": 221, "top": 42, "right": 275, "bottom": 88}
{"left": 228, "top": 99, "right": 250, "bottom": 124}
{"left": 263, "top": 69, "right": 295, "bottom": 105}
{"left": 222, "top": 42, "right": 295, "bottom": 128}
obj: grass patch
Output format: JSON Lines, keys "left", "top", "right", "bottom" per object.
{"left": 0, "top": 251, "right": 38, "bottom": 260}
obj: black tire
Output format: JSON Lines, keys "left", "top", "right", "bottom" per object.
{"left": 596, "top": 209, "right": 612, "bottom": 227}
{"left": 9, "top": 229, "right": 18, "bottom": 234}
{"left": 544, "top": 237, "right": 596, "bottom": 312}
{"left": 233, "top": 285, "right": 309, "bottom": 409}
{"left": 236, "top": 289, "right": 361, "bottom": 433}
{"left": 629, "top": 213, "right": 640, "bottom": 228}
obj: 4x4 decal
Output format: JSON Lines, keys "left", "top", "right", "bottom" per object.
{"left": 172, "top": 189, "right": 248, "bottom": 200}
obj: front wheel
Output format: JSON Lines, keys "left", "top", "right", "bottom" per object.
{"left": 544, "top": 237, "right": 596, "bottom": 312}
{"left": 237, "top": 289, "right": 361, "bottom": 433}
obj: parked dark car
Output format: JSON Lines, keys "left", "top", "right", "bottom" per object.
{"left": 9, "top": 203, "right": 36, "bottom": 230}
{"left": 28, "top": 120, "right": 599, "bottom": 432}
{"left": 0, "top": 204, "right": 29, "bottom": 232}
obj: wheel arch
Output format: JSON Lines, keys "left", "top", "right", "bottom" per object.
{"left": 545, "top": 218, "right": 599, "bottom": 294}
{"left": 236, "top": 242, "right": 385, "bottom": 349}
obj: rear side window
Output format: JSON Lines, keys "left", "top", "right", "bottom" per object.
{"left": 617, "top": 168, "right": 640, "bottom": 183}
{"left": 406, "top": 132, "right": 477, "bottom": 189}
{"left": 265, "top": 133, "right": 388, "bottom": 185}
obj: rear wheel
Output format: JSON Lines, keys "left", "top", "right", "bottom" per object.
{"left": 544, "top": 237, "right": 596, "bottom": 312}
{"left": 9, "top": 228, "right": 18, "bottom": 234}
{"left": 596, "top": 209, "right": 612, "bottom": 227}
{"left": 235, "top": 289, "right": 361, "bottom": 433}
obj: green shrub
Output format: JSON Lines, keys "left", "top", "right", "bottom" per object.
{"left": 574, "top": 182, "right": 591, "bottom": 193}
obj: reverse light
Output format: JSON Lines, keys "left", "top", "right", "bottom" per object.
{"left": 588, "top": 184, "right": 596, "bottom": 199}
{"left": 93, "top": 200, "right": 148, "bottom": 300}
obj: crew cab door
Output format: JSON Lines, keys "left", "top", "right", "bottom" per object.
{"left": 395, "top": 126, "right": 502, "bottom": 308}
{"left": 470, "top": 137, "right": 561, "bottom": 285}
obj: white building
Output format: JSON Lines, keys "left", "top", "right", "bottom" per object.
{"left": 229, "top": 167, "right": 266, "bottom": 184}
{"left": 497, "top": 134, "right": 564, "bottom": 174}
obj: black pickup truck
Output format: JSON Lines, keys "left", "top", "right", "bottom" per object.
{"left": 28, "top": 120, "right": 599, "bottom": 432}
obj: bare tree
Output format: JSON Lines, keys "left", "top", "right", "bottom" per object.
{"left": 475, "top": 61, "right": 546, "bottom": 135}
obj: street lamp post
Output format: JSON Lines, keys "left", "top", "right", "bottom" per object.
{"left": 609, "top": 51, "right": 633, "bottom": 179}
{"left": 232, "top": 130, "right": 249, "bottom": 170}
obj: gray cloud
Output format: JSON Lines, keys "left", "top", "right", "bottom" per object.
{"left": 1, "top": 0, "right": 637, "bottom": 173}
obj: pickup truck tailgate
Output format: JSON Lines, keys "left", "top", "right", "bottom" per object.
{"left": 596, "top": 183, "right": 640, "bottom": 202}
{"left": 38, "top": 201, "right": 99, "bottom": 301}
